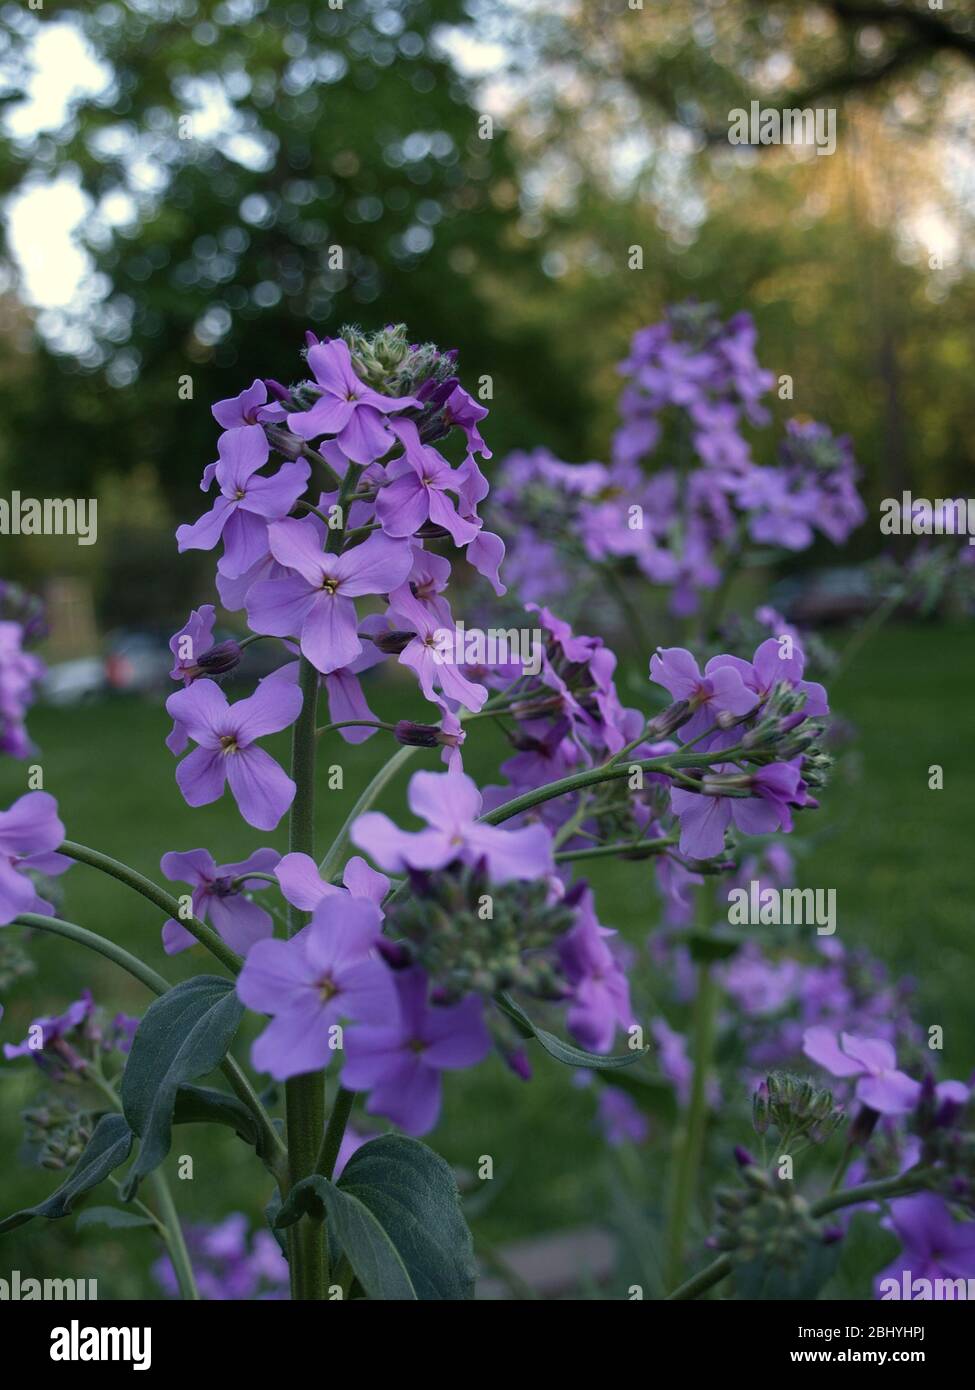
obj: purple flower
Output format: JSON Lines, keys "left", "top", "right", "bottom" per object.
{"left": 342, "top": 966, "right": 491, "bottom": 1136}
{"left": 177, "top": 426, "right": 311, "bottom": 578}
{"left": 0, "top": 791, "right": 69, "bottom": 925}
{"left": 3, "top": 990, "right": 94, "bottom": 1067}
{"left": 711, "top": 637, "right": 828, "bottom": 719}
{"left": 649, "top": 646, "right": 759, "bottom": 743}
{"left": 287, "top": 339, "right": 420, "bottom": 463}
{"left": 443, "top": 384, "right": 491, "bottom": 458}
{"left": 652, "top": 1016, "right": 721, "bottom": 1108}
{"left": 274, "top": 851, "right": 389, "bottom": 911}
{"left": 596, "top": 1087, "right": 650, "bottom": 1146}
{"left": 875, "top": 1194, "right": 975, "bottom": 1299}
{"left": 558, "top": 889, "right": 633, "bottom": 1053}
{"left": 169, "top": 605, "right": 217, "bottom": 685}
{"left": 160, "top": 847, "right": 280, "bottom": 956}
{"left": 154, "top": 1214, "right": 289, "bottom": 1300}
{"left": 246, "top": 518, "right": 412, "bottom": 674}
{"left": 387, "top": 584, "right": 488, "bottom": 713}
{"left": 0, "top": 619, "right": 44, "bottom": 758}
{"left": 351, "top": 768, "right": 553, "bottom": 883}
{"left": 803, "top": 1027, "right": 921, "bottom": 1115}
{"left": 165, "top": 678, "right": 302, "bottom": 830}
{"left": 237, "top": 895, "right": 396, "bottom": 1082}
{"left": 376, "top": 419, "right": 480, "bottom": 545}
{"left": 211, "top": 379, "right": 285, "bottom": 430}
{"left": 669, "top": 760, "right": 804, "bottom": 858}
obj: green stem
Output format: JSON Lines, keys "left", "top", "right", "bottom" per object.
{"left": 284, "top": 655, "right": 328, "bottom": 1301}
{"left": 85, "top": 1063, "right": 200, "bottom": 1302}
{"left": 554, "top": 835, "right": 677, "bottom": 864}
{"left": 315, "top": 1086, "right": 357, "bottom": 1180}
{"left": 16, "top": 912, "right": 285, "bottom": 1172}
{"left": 58, "top": 840, "right": 242, "bottom": 976}
{"left": 480, "top": 748, "right": 745, "bottom": 827}
{"left": 149, "top": 1169, "right": 200, "bottom": 1301}
{"left": 664, "top": 956, "right": 720, "bottom": 1290}
{"left": 16, "top": 911, "right": 172, "bottom": 994}
{"left": 667, "top": 1171, "right": 931, "bottom": 1301}
{"left": 316, "top": 720, "right": 396, "bottom": 738}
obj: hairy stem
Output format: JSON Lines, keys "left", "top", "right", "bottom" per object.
{"left": 149, "top": 1169, "right": 200, "bottom": 1301}
{"left": 315, "top": 1086, "right": 357, "bottom": 1180}
{"left": 664, "top": 949, "right": 720, "bottom": 1290}
{"left": 284, "top": 655, "right": 328, "bottom": 1300}
{"left": 481, "top": 747, "right": 745, "bottom": 827}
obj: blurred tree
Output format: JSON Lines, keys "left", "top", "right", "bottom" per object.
{"left": 0, "top": 0, "right": 586, "bottom": 520}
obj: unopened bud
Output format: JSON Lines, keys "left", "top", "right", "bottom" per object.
{"left": 196, "top": 640, "right": 243, "bottom": 677}
{"left": 646, "top": 699, "right": 692, "bottom": 740}
{"left": 753, "top": 1080, "right": 770, "bottom": 1135}
{"left": 394, "top": 721, "right": 441, "bottom": 749}
{"left": 372, "top": 629, "right": 416, "bottom": 655}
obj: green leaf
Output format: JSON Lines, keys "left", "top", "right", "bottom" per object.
{"left": 76, "top": 1205, "right": 156, "bottom": 1232}
{"left": 173, "top": 1083, "right": 258, "bottom": 1144}
{"left": 0, "top": 1114, "right": 133, "bottom": 1235}
{"left": 119, "top": 976, "right": 244, "bottom": 1198}
{"left": 274, "top": 1135, "right": 477, "bottom": 1300}
{"left": 275, "top": 1175, "right": 416, "bottom": 1300}
{"left": 495, "top": 992, "right": 647, "bottom": 1070}
{"left": 338, "top": 1135, "right": 477, "bottom": 1300}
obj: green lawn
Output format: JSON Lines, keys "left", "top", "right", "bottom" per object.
{"left": 0, "top": 620, "right": 971, "bottom": 1295}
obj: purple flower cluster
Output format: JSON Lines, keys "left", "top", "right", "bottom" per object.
{"left": 0, "top": 792, "right": 70, "bottom": 926}
{"left": 3, "top": 988, "right": 137, "bottom": 1077}
{"left": 236, "top": 764, "right": 638, "bottom": 1132}
{"left": 153, "top": 1213, "right": 288, "bottom": 1300}
{"left": 490, "top": 304, "right": 865, "bottom": 618}
{"left": 166, "top": 327, "right": 507, "bottom": 829}
{"left": 0, "top": 584, "right": 46, "bottom": 758}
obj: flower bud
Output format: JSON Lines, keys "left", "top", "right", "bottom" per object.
{"left": 752, "top": 1080, "right": 770, "bottom": 1135}
{"left": 394, "top": 721, "right": 443, "bottom": 749}
{"left": 645, "top": 699, "right": 692, "bottom": 740}
{"left": 196, "top": 640, "right": 243, "bottom": 678}
{"left": 371, "top": 629, "right": 416, "bottom": 655}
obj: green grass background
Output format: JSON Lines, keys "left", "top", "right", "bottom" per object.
{"left": 0, "top": 621, "right": 971, "bottom": 1297}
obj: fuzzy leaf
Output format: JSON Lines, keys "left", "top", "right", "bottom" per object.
{"left": 119, "top": 976, "right": 243, "bottom": 1197}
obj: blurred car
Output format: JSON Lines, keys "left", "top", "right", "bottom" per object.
{"left": 771, "top": 566, "right": 876, "bottom": 627}
{"left": 41, "top": 657, "right": 106, "bottom": 707}
{"left": 104, "top": 630, "right": 174, "bottom": 694}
